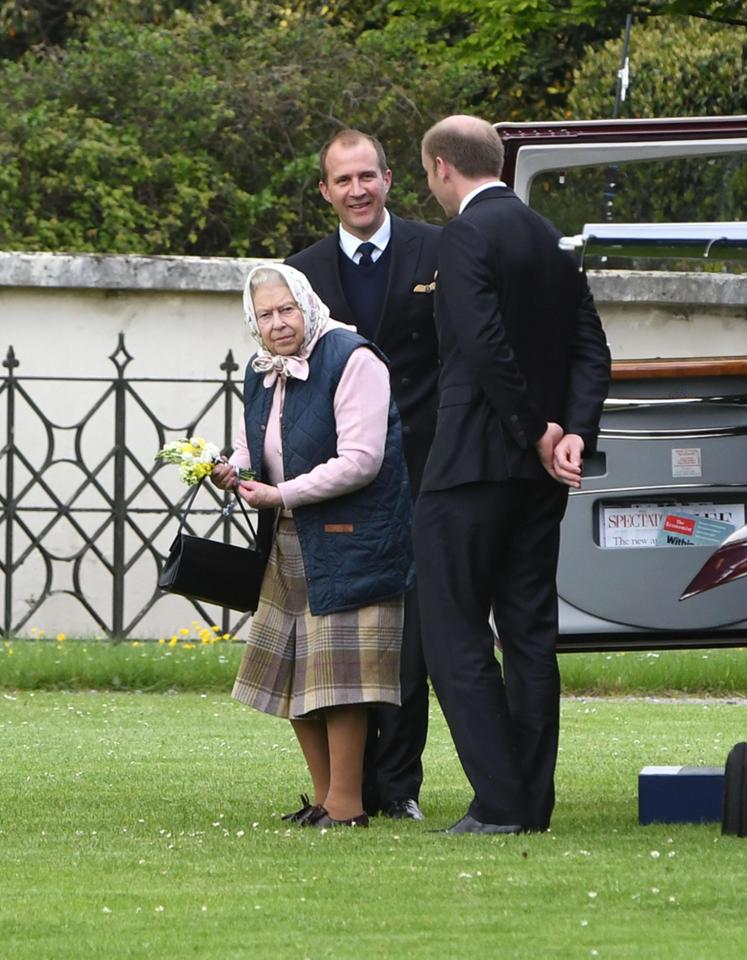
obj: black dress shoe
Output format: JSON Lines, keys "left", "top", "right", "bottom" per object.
{"left": 281, "top": 794, "right": 320, "bottom": 825}
{"left": 443, "top": 814, "right": 522, "bottom": 835}
{"left": 303, "top": 806, "right": 370, "bottom": 828}
{"left": 382, "top": 798, "right": 425, "bottom": 821}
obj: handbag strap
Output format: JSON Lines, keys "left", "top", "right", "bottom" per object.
{"left": 176, "top": 478, "right": 258, "bottom": 541}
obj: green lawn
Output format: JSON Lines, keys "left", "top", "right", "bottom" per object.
{"left": 3, "top": 637, "right": 747, "bottom": 696}
{"left": 2, "top": 690, "right": 746, "bottom": 959}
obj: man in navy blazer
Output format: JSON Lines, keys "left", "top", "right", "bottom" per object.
{"left": 287, "top": 129, "right": 440, "bottom": 820}
{"left": 415, "top": 115, "right": 610, "bottom": 835}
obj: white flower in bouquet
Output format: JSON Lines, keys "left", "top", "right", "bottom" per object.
{"left": 155, "top": 437, "right": 254, "bottom": 486}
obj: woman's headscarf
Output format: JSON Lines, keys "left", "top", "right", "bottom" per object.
{"left": 243, "top": 262, "right": 331, "bottom": 384}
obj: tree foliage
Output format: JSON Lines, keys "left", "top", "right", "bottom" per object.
{"left": 2, "top": 1, "right": 743, "bottom": 65}
{"left": 372, "top": 0, "right": 746, "bottom": 72}
{"left": 0, "top": 6, "right": 483, "bottom": 255}
{"left": 568, "top": 14, "right": 746, "bottom": 120}
{"left": 572, "top": 0, "right": 747, "bottom": 27}
{"left": 528, "top": 16, "right": 747, "bottom": 240}
{"left": 1, "top": 2, "right": 744, "bottom": 256}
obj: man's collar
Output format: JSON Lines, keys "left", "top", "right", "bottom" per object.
{"left": 338, "top": 209, "right": 391, "bottom": 260}
{"left": 459, "top": 181, "right": 506, "bottom": 215}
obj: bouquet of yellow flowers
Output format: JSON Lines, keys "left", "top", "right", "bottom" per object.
{"left": 155, "top": 437, "right": 254, "bottom": 486}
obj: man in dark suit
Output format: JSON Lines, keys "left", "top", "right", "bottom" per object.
{"left": 415, "top": 115, "right": 610, "bottom": 835}
{"left": 286, "top": 129, "right": 440, "bottom": 821}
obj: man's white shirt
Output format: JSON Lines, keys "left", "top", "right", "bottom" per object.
{"left": 459, "top": 181, "right": 507, "bottom": 215}
{"left": 338, "top": 210, "right": 391, "bottom": 263}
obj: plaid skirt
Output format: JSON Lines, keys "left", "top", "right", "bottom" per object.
{"left": 232, "top": 517, "right": 403, "bottom": 719}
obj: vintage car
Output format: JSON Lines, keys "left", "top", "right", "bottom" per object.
{"left": 496, "top": 117, "right": 747, "bottom": 650}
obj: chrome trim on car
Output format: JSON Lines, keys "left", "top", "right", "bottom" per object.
{"left": 600, "top": 426, "right": 747, "bottom": 439}
{"left": 569, "top": 482, "right": 746, "bottom": 497}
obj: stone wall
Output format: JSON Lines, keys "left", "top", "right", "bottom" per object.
{"left": 3, "top": 253, "right": 746, "bottom": 376}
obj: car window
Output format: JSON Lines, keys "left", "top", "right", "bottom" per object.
{"left": 526, "top": 149, "right": 747, "bottom": 272}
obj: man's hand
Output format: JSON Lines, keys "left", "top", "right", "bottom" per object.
{"left": 210, "top": 462, "right": 237, "bottom": 491}
{"left": 237, "top": 480, "right": 283, "bottom": 509}
{"left": 535, "top": 422, "right": 564, "bottom": 480}
{"left": 552, "top": 433, "right": 585, "bottom": 488}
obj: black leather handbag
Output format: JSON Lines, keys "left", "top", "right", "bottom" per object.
{"left": 158, "top": 480, "right": 266, "bottom": 612}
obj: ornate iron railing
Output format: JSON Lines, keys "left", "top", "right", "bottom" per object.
{"left": 1, "top": 335, "right": 255, "bottom": 639}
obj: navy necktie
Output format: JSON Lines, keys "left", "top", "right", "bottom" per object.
{"left": 357, "top": 242, "right": 376, "bottom": 268}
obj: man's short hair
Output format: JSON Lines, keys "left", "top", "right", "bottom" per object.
{"left": 422, "top": 118, "right": 504, "bottom": 179}
{"left": 319, "top": 129, "right": 389, "bottom": 181}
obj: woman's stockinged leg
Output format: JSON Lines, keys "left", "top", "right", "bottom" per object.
{"left": 290, "top": 715, "right": 330, "bottom": 805}
{"left": 323, "top": 704, "right": 368, "bottom": 820}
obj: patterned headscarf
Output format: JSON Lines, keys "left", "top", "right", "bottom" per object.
{"left": 243, "top": 262, "right": 331, "bottom": 383}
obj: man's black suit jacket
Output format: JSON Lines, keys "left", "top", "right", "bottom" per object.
{"left": 421, "top": 187, "right": 610, "bottom": 492}
{"left": 286, "top": 214, "right": 441, "bottom": 493}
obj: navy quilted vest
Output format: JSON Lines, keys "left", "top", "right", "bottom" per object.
{"left": 243, "top": 329, "right": 414, "bottom": 615}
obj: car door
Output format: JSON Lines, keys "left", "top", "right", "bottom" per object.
{"left": 497, "top": 117, "right": 747, "bottom": 650}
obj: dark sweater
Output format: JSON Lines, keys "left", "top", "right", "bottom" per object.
{"left": 338, "top": 243, "right": 391, "bottom": 339}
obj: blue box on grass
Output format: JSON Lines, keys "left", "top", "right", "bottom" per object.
{"left": 639, "top": 765, "right": 724, "bottom": 825}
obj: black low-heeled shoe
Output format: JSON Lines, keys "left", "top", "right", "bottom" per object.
{"left": 303, "top": 806, "right": 369, "bottom": 828}
{"left": 281, "top": 793, "right": 316, "bottom": 824}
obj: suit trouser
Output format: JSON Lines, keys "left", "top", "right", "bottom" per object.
{"left": 413, "top": 478, "right": 568, "bottom": 828}
{"left": 363, "top": 585, "right": 429, "bottom": 812}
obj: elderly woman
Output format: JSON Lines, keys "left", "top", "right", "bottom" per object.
{"left": 211, "top": 262, "right": 412, "bottom": 828}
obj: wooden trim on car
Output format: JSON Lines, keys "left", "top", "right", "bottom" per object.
{"left": 612, "top": 357, "right": 747, "bottom": 380}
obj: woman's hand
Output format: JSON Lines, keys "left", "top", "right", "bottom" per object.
{"left": 237, "top": 480, "right": 283, "bottom": 509}
{"left": 210, "top": 462, "right": 237, "bottom": 491}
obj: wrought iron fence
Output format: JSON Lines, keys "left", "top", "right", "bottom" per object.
{"left": 1, "top": 334, "right": 255, "bottom": 639}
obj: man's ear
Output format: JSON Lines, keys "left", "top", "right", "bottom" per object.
{"left": 319, "top": 180, "right": 331, "bottom": 204}
{"left": 435, "top": 156, "right": 448, "bottom": 181}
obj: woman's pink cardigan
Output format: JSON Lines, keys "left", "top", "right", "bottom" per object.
{"left": 230, "top": 330, "right": 392, "bottom": 510}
